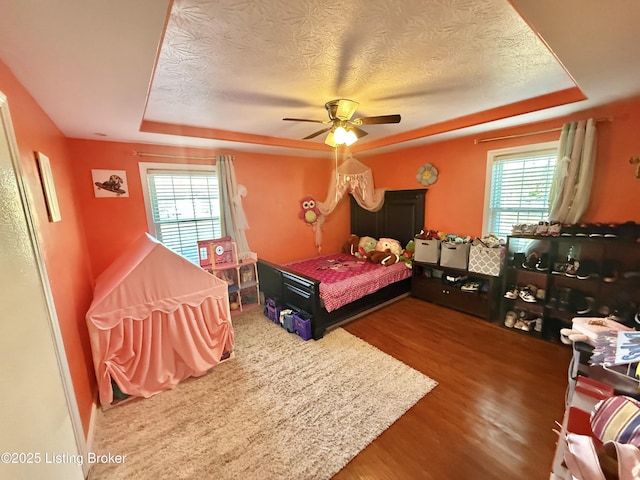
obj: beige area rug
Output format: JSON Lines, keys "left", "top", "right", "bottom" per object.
{"left": 89, "top": 309, "right": 437, "bottom": 480}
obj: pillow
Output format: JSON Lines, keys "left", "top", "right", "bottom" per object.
{"left": 591, "top": 395, "right": 640, "bottom": 446}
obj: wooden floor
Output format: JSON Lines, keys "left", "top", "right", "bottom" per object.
{"left": 334, "top": 296, "right": 572, "bottom": 480}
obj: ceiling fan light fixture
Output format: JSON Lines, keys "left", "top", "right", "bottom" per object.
{"left": 331, "top": 126, "right": 359, "bottom": 147}
{"left": 325, "top": 131, "right": 337, "bottom": 147}
{"left": 344, "top": 129, "right": 358, "bottom": 146}
{"left": 334, "top": 126, "right": 348, "bottom": 144}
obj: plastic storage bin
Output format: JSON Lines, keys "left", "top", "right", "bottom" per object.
{"left": 292, "top": 311, "right": 312, "bottom": 341}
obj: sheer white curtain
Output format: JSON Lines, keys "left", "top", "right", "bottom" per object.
{"left": 317, "top": 153, "right": 386, "bottom": 216}
{"left": 310, "top": 153, "right": 386, "bottom": 251}
{"left": 548, "top": 118, "right": 597, "bottom": 223}
{"left": 217, "top": 155, "right": 254, "bottom": 259}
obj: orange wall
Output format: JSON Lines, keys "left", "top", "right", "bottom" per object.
{"left": 67, "top": 141, "right": 351, "bottom": 276}
{"left": 0, "top": 60, "right": 96, "bottom": 435}
{"left": 364, "top": 97, "right": 640, "bottom": 237}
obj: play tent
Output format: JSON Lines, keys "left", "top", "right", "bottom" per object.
{"left": 86, "top": 233, "right": 234, "bottom": 406}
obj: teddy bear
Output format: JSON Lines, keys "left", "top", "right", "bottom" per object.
{"left": 342, "top": 234, "right": 360, "bottom": 256}
{"left": 364, "top": 237, "right": 403, "bottom": 266}
{"left": 356, "top": 236, "right": 377, "bottom": 259}
{"left": 366, "top": 249, "right": 399, "bottom": 266}
{"left": 375, "top": 238, "right": 403, "bottom": 257}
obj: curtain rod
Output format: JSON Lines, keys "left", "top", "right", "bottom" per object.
{"left": 133, "top": 151, "right": 234, "bottom": 161}
{"left": 474, "top": 117, "right": 612, "bottom": 145}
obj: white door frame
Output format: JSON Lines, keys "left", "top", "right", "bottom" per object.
{"left": 0, "top": 91, "right": 88, "bottom": 478}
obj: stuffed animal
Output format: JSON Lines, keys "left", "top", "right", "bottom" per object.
{"left": 342, "top": 234, "right": 360, "bottom": 256}
{"left": 400, "top": 239, "right": 415, "bottom": 267}
{"left": 357, "top": 236, "right": 377, "bottom": 259}
{"left": 375, "top": 238, "right": 403, "bottom": 256}
{"left": 366, "top": 249, "right": 399, "bottom": 266}
{"left": 299, "top": 196, "right": 321, "bottom": 224}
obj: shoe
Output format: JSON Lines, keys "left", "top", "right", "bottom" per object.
{"left": 461, "top": 282, "right": 480, "bottom": 292}
{"left": 535, "top": 221, "right": 549, "bottom": 236}
{"left": 560, "top": 224, "right": 576, "bottom": 236}
{"left": 533, "top": 317, "right": 543, "bottom": 332}
{"left": 522, "top": 224, "right": 537, "bottom": 236}
{"left": 603, "top": 223, "right": 619, "bottom": 238}
{"left": 575, "top": 223, "right": 589, "bottom": 237}
{"left": 548, "top": 222, "right": 562, "bottom": 236}
{"left": 576, "top": 259, "right": 599, "bottom": 280}
{"left": 558, "top": 288, "right": 572, "bottom": 311}
{"left": 535, "top": 253, "right": 549, "bottom": 271}
{"left": 588, "top": 223, "right": 604, "bottom": 237}
{"left": 519, "top": 286, "right": 537, "bottom": 303}
{"left": 511, "top": 224, "right": 524, "bottom": 235}
{"left": 522, "top": 252, "right": 539, "bottom": 270}
{"left": 514, "top": 318, "right": 527, "bottom": 330}
{"left": 512, "top": 252, "right": 526, "bottom": 268}
{"left": 573, "top": 292, "right": 595, "bottom": 315}
{"left": 504, "top": 286, "right": 519, "bottom": 299}
{"left": 504, "top": 311, "right": 517, "bottom": 328}
{"left": 602, "top": 260, "right": 619, "bottom": 283}
{"left": 565, "top": 261, "right": 579, "bottom": 278}
{"left": 551, "top": 262, "right": 570, "bottom": 275}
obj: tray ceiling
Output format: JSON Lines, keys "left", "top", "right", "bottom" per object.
{"left": 1, "top": 0, "right": 639, "bottom": 155}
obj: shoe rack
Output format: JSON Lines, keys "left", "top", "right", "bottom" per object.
{"left": 501, "top": 234, "right": 640, "bottom": 342}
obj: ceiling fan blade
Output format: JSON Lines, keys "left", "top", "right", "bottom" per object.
{"left": 283, "top": 117, "right": 327, "bottom": 123}
{"left": 303, "top": 127, "right": 332, "bottom": 140}
{"left": 350, "top": 126, "right": 368, "bottom": 138}
{"left": 353, "top": 114, "right": 401, "bottom": 125}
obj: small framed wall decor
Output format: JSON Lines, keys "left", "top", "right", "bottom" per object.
{"left": 92, "top": 169, "right": 129, "bottom": 197}
{"left": 35, "top": 151, "right": 62, "bottom": 222}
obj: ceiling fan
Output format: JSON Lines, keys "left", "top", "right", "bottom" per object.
{"left": 283, "top": 99, "right": 401, "bottom": 147}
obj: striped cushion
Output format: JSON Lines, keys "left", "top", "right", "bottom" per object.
{"left": 591, "top": 396, "right": 640, "bottom": 446}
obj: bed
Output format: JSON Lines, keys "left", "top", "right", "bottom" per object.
{"left": 258, "top": 189, "right": 426, "bottom": 339}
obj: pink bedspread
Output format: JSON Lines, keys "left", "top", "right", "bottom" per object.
{"left": 286, "top": 253, "right": 411, "bottom": 312}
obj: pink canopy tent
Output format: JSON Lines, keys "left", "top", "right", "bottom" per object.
{"left": 86, "top": 233, "right": 234, "bottom": 406}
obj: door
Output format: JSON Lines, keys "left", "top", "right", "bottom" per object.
{"left": 0, "top": 93, "right": 85, "bottom": 479}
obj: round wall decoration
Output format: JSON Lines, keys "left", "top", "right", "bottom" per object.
{"left": 416, "top": 163, "right": 438, "bottom": 185}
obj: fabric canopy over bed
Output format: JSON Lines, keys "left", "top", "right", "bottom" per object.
{"left": 86, "top": 233, "right": 234, "bottom": 406}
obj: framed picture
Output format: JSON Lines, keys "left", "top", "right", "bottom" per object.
{"left": 92, "top": 169, "right": 129, "bottom": 197}
{"left": 35, "top": 151, "right": 61, "bottom": 222}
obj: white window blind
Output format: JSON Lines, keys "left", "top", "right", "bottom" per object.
{"left": 145, "top": 169, "right": 222, "bottom": 264}
{"left": 485, "top": 144, "right": 558, "bottom": 239}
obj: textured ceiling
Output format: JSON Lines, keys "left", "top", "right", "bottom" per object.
{"left": 2, "top": 0, "right": 640, "bottom": 155}
{"left": 144, "top": 0, "right": 575, "bottom": 148}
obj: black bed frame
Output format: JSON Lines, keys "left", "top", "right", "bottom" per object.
{"left": 257, "top": 189, "right": 426, "bottom": 339}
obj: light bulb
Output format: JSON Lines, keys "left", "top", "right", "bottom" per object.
{"left": 344, "top": 129, "right": 358, "bottom": 146}
{"left": 334, "top": 126, "right": 348, "bottom": 144}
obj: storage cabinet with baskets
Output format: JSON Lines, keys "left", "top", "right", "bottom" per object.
{"left": 411, "top": 261, "right": 501, "bottom": 320}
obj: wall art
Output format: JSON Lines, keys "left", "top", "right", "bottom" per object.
{"left": 92, "top": 169, "right": 129, "bottom": 197}
{"left": 35, "top": 151, "right": 62, "bottom": 222}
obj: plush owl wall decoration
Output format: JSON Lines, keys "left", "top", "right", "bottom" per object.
{"left": 299, "top": 196, "right": 321, "bottom": 225}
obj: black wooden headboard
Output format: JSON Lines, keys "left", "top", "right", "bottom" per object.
{"left": 349, "top": 189, "right": 427, "bottom": 246}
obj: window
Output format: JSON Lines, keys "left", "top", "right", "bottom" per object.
{"left": 483, "top": 141, "right": 558, "bottom": 239}
{"left": 139, "top": 162, "right": 222, "bottom": 264}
